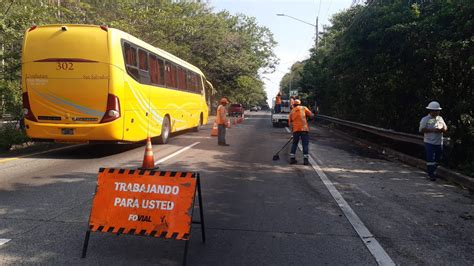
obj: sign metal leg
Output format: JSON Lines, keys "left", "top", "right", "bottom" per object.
{"left": 182, "top": 240, "right": 189, "bottom": 266}
{"left": 197, "top": 174, "right": 206, "bottom": 243}
{"left": 81, "top": 230, "right": 91, "bottom": 258}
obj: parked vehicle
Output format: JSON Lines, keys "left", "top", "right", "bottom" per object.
{"left": 229, "top": 103, "right": 245, "bottom": 117}
{"left": 250, "top": 106, "right": 258, "bottom": 112}
{"left": 271, "top": 99, "right": 290, "bottom": 127}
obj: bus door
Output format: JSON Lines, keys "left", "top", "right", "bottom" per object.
{"left": 122, "top": 43, "right": 150, "bottom": 141}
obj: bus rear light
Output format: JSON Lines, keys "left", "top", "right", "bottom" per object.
{"left": 22, "top": 92, "right": 37, "bottom": 122}
{"left": 100, "top": 94, "right": 120, "bottom": 123}
{"left": 100, "top": 25, "right": 108, "bottom": 32}
{"left": 28, "top": 25, "right": 37, "bottom": 32}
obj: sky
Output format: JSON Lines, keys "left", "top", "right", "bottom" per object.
{"left": 209, "top": 0, "right": 354, "bottom": 105}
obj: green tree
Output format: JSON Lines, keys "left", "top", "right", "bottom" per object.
{"left": 279, "top": 61, "right": 304, "bottom": 97}
{"left": 297, "top": 0, "right": 474, "bottom": 175}
{"left": 0, "top": 0, "right": 278, "bottom": 117}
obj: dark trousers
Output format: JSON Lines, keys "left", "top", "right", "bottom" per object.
{"left": 425, "top": 143, "right": 442, "bottom": 178}
{"left": 218, "top": 124, "right": 226, "bottom": 144}
{"left": 290, "top": 131, "right": 309, "bottom": 158}
{"left": 275, "top": 104, "right": 281, "bottom": 113}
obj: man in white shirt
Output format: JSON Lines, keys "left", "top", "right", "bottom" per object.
{"left": 419, "top": 101, "right": 448, "bottom": 181}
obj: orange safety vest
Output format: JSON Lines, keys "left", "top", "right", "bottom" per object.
{"left": 216, "top": 104, "right": 227, "bottom": 125}
{"left": 275, "top": 95, "right": 282, "bottom": 104}
{"left": 289, "top": 106, "right": 313, "bottom": 132}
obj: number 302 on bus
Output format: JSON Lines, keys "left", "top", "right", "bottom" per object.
{"left": 56, "top": 62, "right": 74, "bottom": 70}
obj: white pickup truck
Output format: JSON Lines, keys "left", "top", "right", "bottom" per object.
{"left": 271, "top": 99, "right": 291, "bottom": 127}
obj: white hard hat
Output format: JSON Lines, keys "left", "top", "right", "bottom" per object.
{"left": 426, "top": 101, "right": 442, "bottom": 110}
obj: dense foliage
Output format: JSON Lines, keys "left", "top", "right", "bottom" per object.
{"left": 279, "top": 61, "right": 304, "bottom": 97}
{"left": 0, "top": 0, "right": 276, "bottom": 120}
{"left": 288, "top": 1, "right": 474, "bottom": 175}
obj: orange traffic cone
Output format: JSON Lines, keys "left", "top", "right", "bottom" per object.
{"left": 211, "top": 122, "right": 218, "bottom": 136}
{"left": 233, "top": 117, "right": 237, "bottom": 126}
{"left": 237, "top": 116, "right": 242, "bottom": 123}
{"left": 141, "top": 137, "right": 157, "bottom": 170}
{"left": 226, "top": 120, "right": 231, "bottom": 128}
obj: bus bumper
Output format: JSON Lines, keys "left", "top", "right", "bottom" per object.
{"left": 24, "top": 119, "right": 124, "bottom": 142}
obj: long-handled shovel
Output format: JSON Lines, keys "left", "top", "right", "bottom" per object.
{"left": 272, "top": 136, "right": 294, "bottom": 161}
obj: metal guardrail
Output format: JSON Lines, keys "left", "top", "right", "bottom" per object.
{"left": 1, "top": 113, "right": 13, "bottom": 120}
{"left": 317, "top": 114, "right": 430, "bottom": 146}
{"left": 0, "top": 114, "right": 20, "bottom": 129}
{"left": 316, "top": 114, "right": 472, "bottom": 190}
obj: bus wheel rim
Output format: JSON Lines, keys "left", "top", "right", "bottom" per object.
{"left": 163, "top": 119, "right": 170, "bottom": 141}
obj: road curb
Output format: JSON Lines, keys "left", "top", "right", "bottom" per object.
{"left": 315, "top": 124, "right": 474, "bottom": 193}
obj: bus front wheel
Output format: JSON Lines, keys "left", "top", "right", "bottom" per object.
{"left": 158, "top": 116, "right": 170, "bottom": 144}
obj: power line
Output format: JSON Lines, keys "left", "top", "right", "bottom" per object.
{"left": 324, "top": 0, "right": 334, "bottom": 21}
{"left": 343, "top": 0, "right": 376, "bottom": 37}
{"left": 317, "top": 0, "right": 323, "bottom": 18}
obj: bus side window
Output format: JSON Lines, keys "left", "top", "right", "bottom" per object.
{"left": 149, "top": 54, "right": 159, "bottom": 85}
{"left": 124, "top": 42, "right": 139, "bottom": 81}
{"left": 138, "top": 49, "right": 150, "bottom": 84}
{"left": 186, "top": 71, "right": 195, "bottom": 92}
{"left": 198, "top": 75, "right": 205, "bottom": 95}
{"left": 170, "top": 64, "right": 177, "bottom": 89}
{"left": 157, "top": 58, "right": 165, "bottom": 86}
{"left": 191, "top": 73, "right": 199, "bottom": 93}
{"left": 138, "top": 49, "right": 148, "bottom": 71}
{"left": 178, "top": 67, "right": 186, "bottom": 91}
{"left": 164, "top": 61, "right": 172, "bottom": 87}
{"left": 124, "top": 43, "right": 136, "bottom": 66}
{"left": 150, "top": 55, "right": 165, "bottom": 86}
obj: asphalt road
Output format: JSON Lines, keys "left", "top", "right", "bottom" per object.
{"left": 0, "top": 111, "right": 472, "bottom": 265}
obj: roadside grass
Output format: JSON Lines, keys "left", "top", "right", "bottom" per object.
{"left": 0, "top": 123, "right": 30, "bottom": 151}
{"left": 0, "top": 123, "right": 61, "bottom": 156}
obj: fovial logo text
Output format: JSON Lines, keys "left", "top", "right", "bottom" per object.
{"left": 128, "top": 214, "right": 152, "bottom": 222}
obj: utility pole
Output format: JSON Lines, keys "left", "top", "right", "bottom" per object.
{"left": 315, "top": 16, "right": 319, "bottom": 49}
{"left": 276, "top": 13, "right": 319, "bottom": 99}
{"left": 1, "top": 44, "right": 4, "bottom": 74}
{"left": 57, "top": 0, "right": 61, "bottom": 19}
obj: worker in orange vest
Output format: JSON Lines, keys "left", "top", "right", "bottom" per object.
{"left": 290, "top": 96, "right": 295, "bottom": 110}
{"left": 275, "top": 92, "right": 282, "bottom": 113}
{"left": 288, "top": 99, "right": 314, "bottom": 165}
{"left": 216, "top": 97, "right": 229, "bottom": 146}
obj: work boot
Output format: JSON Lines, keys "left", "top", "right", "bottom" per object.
{"left": 290, "top": 158, "right": 297, "bottom": 164}
{"left": 303, "top": 158, "right": 310, "bottom": 165}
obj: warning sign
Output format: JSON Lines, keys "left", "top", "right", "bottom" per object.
{"left": 82, "top": 168, "right": 205, "bottom": 262}
{"left": 88, "top": 168, "right": 197, "bottom": 240}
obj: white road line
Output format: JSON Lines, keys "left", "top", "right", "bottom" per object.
{"left": 155, "top": 142, "right": 200, "bottom": 165}
{"left": 0, "top": 238, "right": 11, "bottom": 245}
{"left": 176, "top": 136, "right": 212, "bottom": 139}
{"left": 285, "top": 127, "right": 395, "bottom": 266}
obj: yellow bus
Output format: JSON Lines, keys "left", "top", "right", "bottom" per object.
{"left": 22, "top": 24, "right": 213, "bottom": 144}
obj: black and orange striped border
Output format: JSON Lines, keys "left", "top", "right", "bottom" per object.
{"left": 89, "top": 225, "right": 190, "bottom": 240}
{"left": 98, "top": 168, "right": 197, "bottom": 178}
